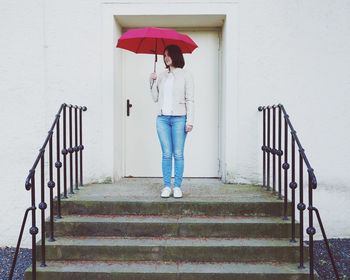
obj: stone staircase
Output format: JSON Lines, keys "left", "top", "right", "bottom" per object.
{"left": 25, "top": 178, "right": 310, "bottom": 279}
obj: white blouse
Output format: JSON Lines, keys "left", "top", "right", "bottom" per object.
{"left": 161, "top": 71, "right": 174, "bottom": 115}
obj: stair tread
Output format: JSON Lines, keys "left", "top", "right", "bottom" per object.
{"left": 42, "top": 237, "right": 301, "bottom": 247}
{"left": 29, "top": 260, "right": 309, "bottom": 274}
{"left": 62, "top": 182, "right": 286, "bottom": 203}
{"left": 54, "top": 215, "right": 294, "bottom": 224}
{"left": 63, "top": 197, "right": 286, "bottom": 203}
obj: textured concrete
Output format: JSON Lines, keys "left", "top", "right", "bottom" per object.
{"left": 55, "top": 178, "right": 291, "bottom": 217}
{"left": 40, "top": 236, "right": 307, "bottom": 262}
{"left": 59, "top": 178, "right": 286, "bottom": 201}
{"left": 26, "top": 178, "right": 310, "bottom": 279}
{"left": 49, "top": 215, "right": 299, "bottom": 238}
{"left": 26, "top": 261, "right": 310, "bottom": 280}
{"left": 57, "top": 200, "right": 288, "bottom": 217}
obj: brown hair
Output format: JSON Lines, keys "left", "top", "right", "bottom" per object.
{"left": 163, "top": 45, "right": 185, "bottom": 69}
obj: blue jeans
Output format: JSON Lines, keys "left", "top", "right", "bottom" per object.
{"left": 156, "top": 115, "right": 187, "bottom": 188}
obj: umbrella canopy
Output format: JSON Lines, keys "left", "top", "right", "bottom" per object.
{"left": 116, "top": 27, "right": 198, "bottom": 55}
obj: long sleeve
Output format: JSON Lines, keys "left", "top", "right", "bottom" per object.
{"left": 150, "top": 77, "right": 159, "bottom": 103}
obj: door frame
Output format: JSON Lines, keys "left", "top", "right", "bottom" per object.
{"left": 122, "top": 28, "right": 222, "bottom": 178}
{"left": 101, "top": 3, "right": 239, "bottom": 183}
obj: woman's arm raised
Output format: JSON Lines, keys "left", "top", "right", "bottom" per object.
{"left": 149, "top": 72, "right": 159, "bottom": 102}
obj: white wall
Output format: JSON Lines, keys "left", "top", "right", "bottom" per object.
{"left": 0, "top": 0, "right": 349, "bottom": 247}
{"left": 0, "top": 0, "right": 108, "bottom": 247}
{"left": 237, "top": 0, "right": 350, "bottom": 238}
{"left": 0, "top": 0, "right": 46, "bottom": 248}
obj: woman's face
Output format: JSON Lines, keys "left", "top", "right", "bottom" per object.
{"left": 163, "top": 50, "right": 173, "bottom": 67}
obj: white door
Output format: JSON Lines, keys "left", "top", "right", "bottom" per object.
{"left": 124, "top": 30, "right": 220, "bottom": 177}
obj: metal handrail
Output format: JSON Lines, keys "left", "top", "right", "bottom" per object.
{"left": 258, "top": 104, "right": 340, "bottom": 280}
{"left": 9, "top": 103, "right": 87, "bottom": 280}
{"left": 8, "top": 207, "right": 33, "bottom": 279}
{"left": 312, "top": 206, "right": 340, "bottom": 279}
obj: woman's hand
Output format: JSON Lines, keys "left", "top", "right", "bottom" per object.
{"left": 186, "top": 125, "right": 193, "bottom": 133}
{"left": 149, "top": 72, "right": 157, "bottom": 89}
{"left": 150, "top": 72, "right": 157, "bottom": 81}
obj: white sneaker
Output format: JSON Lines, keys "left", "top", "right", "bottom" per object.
{"left": 173, "top": 187, "right": 183, "bottom": 198}
{"left": 161, "top": 187, "right": 172, "bottom": 198}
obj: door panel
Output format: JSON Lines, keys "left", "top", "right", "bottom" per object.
{"left": 124, "top": 30, "right": 219, "bottom": 177}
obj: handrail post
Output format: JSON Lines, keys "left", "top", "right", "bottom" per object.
{"left": 282, "top": 113, "right": 289, "bottom": 220}
{"left": 290, "top": 132, "right": 297, "bottom": 242}
{"left": 56, "top": 114, "right": 62, "bottom": 218}
{"left": 307, "top": 169, "right": 316, "bottom": 280}
{"left": 262, "top": 107, "right": 266, "bottom": 187}
{"left": 80, "top": 106, "right": 87, "bottom": 186}
{"left": 62, "top": 104, "right": 68, "bottom": 198}
{"left": 74, "top": 106, "right": 79, "bottom": 190}
{"left": 30, "top": 172, "right": 38, "bottom": 280}
{"left": 48, "top": 133, "right": 56, "bottom": 242}
{"left": 69, "top": 105, "right": 74, "bottom": 194}
{"left": 39, "top": 151, "right": 47, "bottom": 267}
{"left": 278, "top": 105, "right": 282, "bottom": 199}
{"left": 298, "top": 151, "right": 305, "bottom": 268}
{"left": 267, "top": 106, "right": 271, "bottom": 190}
{"left": 272, "top": 105, "right": 276, "bottom": 193}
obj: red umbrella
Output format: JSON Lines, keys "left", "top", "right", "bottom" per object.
{"left": 116, "top": 27, "right": 198, "bottom": 72}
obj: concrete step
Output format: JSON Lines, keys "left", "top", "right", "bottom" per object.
{"left": 25, "top": 260, "right": 310, "bottom": 280}
{"left": 39, "top": 236, "right": 307, "bottom": 263}
{"left": 55, "top": 199, "right": 290, "bottom": 217}
{"left": 49, "top": 215, "right": 299, "bottom": 238}
{"left": 53, "top": 181, "right": 291, "bottom": 217}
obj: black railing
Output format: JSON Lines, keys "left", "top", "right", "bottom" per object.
{"left": 258, "top": 104, "right": 340, "bottom": 280}
{"left": 9, "top": 103, "right": 87, "bottom": 280}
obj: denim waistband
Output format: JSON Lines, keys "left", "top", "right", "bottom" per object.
{"left": 158, "top": 114, "right": 186, "bottom": 118}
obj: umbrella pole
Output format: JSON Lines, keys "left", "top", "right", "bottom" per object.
{"left": 151, "top": 53, "right": 157, "bottom": 89}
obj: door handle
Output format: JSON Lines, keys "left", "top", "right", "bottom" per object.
{"left": 127, "top": 99, "right": 133, "bottom": 116}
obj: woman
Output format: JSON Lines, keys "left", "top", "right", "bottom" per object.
{"left": 149, "top": 44, "right": 194, "bottom": 199}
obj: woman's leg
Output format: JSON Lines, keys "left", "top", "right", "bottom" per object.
{"left": 156, "top": 116, "right": 173, "bottom": 187}
{"left": 171, "top": 116, "right": 187, "bottom": 188}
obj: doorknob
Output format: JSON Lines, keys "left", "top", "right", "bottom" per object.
{"left": 127, "top": 99, "right": 133, "bottom": 116}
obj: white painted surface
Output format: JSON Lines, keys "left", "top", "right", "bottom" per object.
{"left": 0, "top": 0, "right": 350, "bottom": 247}
{"left": 108, "top": 6, "right": 235, "bottom": 184}
{"left": 124, "top": 30, "right": 219, "bottom": 177}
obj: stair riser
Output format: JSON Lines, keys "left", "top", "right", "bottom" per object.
{"left": 49, "top": 222, "right": 299, "bottom": 238}
{"left": 26, "top": 272, "right": 310, "bottom": 280}
{"left": 54, "top": 201, "right": 291, "bottom": 217}
{"left": 39, "top": 245, "right": 307, "bottom": 263}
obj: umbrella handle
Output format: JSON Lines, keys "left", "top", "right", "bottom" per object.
{"left": 154, "top": 53, "right": 157, "bottom": 73}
